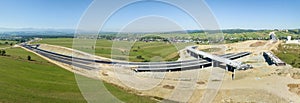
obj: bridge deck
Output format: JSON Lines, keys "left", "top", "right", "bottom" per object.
{"left": 186, "top": 46, "right": 242, "bottom": 68}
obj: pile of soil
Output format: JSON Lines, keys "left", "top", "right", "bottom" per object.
{"left": 163, "top": 85, "right": 175, "bottom": 89}
{"left": 250, "top": 41, "right": 267, "bottom": 47}
{"left": 197, "top": 81, "right": 206, "bottom": 85}
{"left": 287, "top": 84, "right": 300, "bottom": 96}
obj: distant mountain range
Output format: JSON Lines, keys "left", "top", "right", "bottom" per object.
{"left": 0, "top": 27, "right": 74, "bottom": 32}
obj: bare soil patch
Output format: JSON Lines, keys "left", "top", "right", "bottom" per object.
{"left": 197, "top": 81, "right": 206, "bottom": 85}
{"left": 276, "top": 68, "right": 300, "bottom": 79}
{"left": 287, "top": 84, "right": 300, "bottom": 96}
{"left": 250, "top": 41, "right": 267, "bottom": 47}
{"left": 292, "top": 72, "right": 300, "bottom": 79}
{"left": 213, "top": 89, "right": 288, "bottom": 103}
{"left": 101, "top": 71, "right": 109, "bottom": 76}
{"left": 163, "top": 85, "right": 175, "bottom": 89}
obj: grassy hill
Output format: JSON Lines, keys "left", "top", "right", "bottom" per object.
{"left": 0, "top": 47, "right": 86, "bottom": 102}
{"left": 0, "top": 47, "right": 156, "bottom": 103}
{"left": 274, "top": 44, "right": 300, "bottom": 68}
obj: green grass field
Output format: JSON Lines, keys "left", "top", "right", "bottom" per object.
{"left": 274, "top": 44, "right": 300, "bottom": 68}
{"left": 0, "top": 47, "right": 157, "bottom": 102}
{"left": 34, "top": 38, "right": 192, "bottom": 62}
{"left": 0, "top": 40, "right": 16, "bottom": 49}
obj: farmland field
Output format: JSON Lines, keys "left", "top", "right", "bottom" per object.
{"left": 34, "top": 38, "right": 193, "bottom": 62}
{"left": 0, "top": 47, "right": 157, "bottom": 103}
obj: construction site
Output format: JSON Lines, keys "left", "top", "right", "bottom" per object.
{"left": 22, "top": 39, "right": 300, "bottom": 103}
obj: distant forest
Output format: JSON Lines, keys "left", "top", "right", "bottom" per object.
{"left": 1, "top": 29, "right": 299, "bottom": 43}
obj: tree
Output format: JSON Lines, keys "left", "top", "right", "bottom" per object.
{"left": 136, "top": 55, "right": 143, "bottom": 59}
{"left": 10, "top": 43, "right": 13, "bottom": 46}
{"left": 1, "top": 50, "right": 6, "bottom": 56}
{"left": 4, "top": 42, "right": 8, "bottom": 45}
{"left": 27, "top": 55, "right": 31, "bottom": 61}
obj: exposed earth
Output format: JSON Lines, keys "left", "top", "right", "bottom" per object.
{"left": 27, "top": 40, "right": 300, "bottom": 103}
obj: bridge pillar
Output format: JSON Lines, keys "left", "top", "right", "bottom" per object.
{"left": 200, "top": 55, "right": 203, "bottom": 59}
{"left": 225, "top": 65, "right": 236, "bottom": 80}
{"left": 226, "top": 65, "right": 228, "bottom": 71}
{"left": 232, "top": 69, "right": 236, "bottom": 80}
{"left": 226, "top": 65, "right": 235, "bottom": 72}
{"left": 212, "top": 60, "right": 220, "bottom": 67}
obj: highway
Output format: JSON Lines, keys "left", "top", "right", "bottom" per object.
{"left": 23, "top": 44, "right": 251, "bottom": 72}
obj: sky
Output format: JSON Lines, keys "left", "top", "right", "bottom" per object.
{"left": 0, "top": 0, "right": 92, "bottom": 29}
{"left": 206, "top": 0, "right": 300, "bottom": 29}
{"left": 0, "top": 0, "right": 299, "bottom": 31}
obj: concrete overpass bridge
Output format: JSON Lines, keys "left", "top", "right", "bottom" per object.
{"left": 186, "top": 46, "right": 252, "bottom": 71}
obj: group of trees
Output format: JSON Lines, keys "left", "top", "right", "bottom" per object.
{"left": 1, "top": 50, "right": 31, "bottom": 61}
{"left": 98, "top": 34, "right": 116, "bottom": 40}
{"left": 0, "top": 41, "right": 14, "bottom": 46}
{"left": 0, "top": 49, "right": 31, "bottom": 61}
{"left": 0, "top": 38, "right": 32, "bottom": 60}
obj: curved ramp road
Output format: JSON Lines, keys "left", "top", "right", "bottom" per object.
{"left": 22, "top": 44, "right": 251, "bottom": 72}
